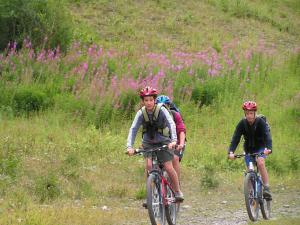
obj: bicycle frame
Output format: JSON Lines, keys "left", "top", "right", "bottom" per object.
{"left": 148, "top": 149, "right": 176, "bottom": 207}
{"left": 236, "top": 153, "right": 263, "bottom": 197}
{"left": 247, "top": 160, "right": 263, "bottom": 200}
{"left": 235, "top": 152, "right": 269, "bottom": 221}
{"left": 132, "top": 145, "right": 179, "bottom": 225}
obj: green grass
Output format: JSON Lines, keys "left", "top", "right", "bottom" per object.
{"left": 68, "top": 0, "right": 300, "bottom": 52}
{"left": 253, "top": 217, "right": 300, "bottom": 225}
{"left": 0, "top": 0, "right": 299, "bottom": 224}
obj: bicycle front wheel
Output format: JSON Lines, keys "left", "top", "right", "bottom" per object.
{"left": 165, "top": 184, "right": 177, "bottom": 225}
{"left": 244, "top": 173, "right": 259, "bottom": 221}
{"left": 260, "top": 197, "right": 271, "bottom": 219}
{"left": 147, "top": 173, "right": 166, "bottom": 225}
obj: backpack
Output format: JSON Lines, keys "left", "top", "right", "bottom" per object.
{"left": 257, "top": 114, "right": 271, "bottom": 132}
{"left": 169, "top": 102, "right": 180, "bottom": 113}
{"left": 141, "top": 103, "right": 187, "bottom": 141}
{"left": 141, "top": 103, "right": 173, "bottom": 137}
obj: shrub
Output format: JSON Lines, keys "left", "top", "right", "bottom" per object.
{"left": 0, "top": 155, "right": 20, "bottom": 179}
{"left": 289, "top": 153, "right": 300, "bottom": 171}
{"left": 118, "top": 91, "right": 140, "bottom": 117}
{"left": 135, "top": 186, "right": 146, "bottom": 200}
{"left": 34, "top": 173, "right": 61, "bottom": 203}
{"left": 0, "top": 0, "right": 73, "bottom": 52}
{"left": 61, "top": 153, "right": 80, "bottom": 180}
{"left": 94, "top": 101, "right": 114, "bottom": 128}
{"left": 54, "top": 94, "right": 92, "bottom": 118}
{"left": 265, "top": 156, "right": 285, "bottom": 175}
{"left": 200, "top": 164, "right": 219, "bottom": 188}
{"left": 191, "top": 81, "right": 219, "bottom": 107}
{"left": 0, "top": 85, "right": 14, "bottom": 106}
{"left": 13, "top": 86, "right": 49, "bottom": 115}
{"left": 107, "top": 185, "right": 127, "bottom": 198}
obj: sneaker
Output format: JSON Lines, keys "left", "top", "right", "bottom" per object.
{"left": 175, "top": 191, "right": 184, "bottom": 202}
{"left": 142, "top": 201, "right": 147, "bottom": 209}
{"left": 263, "top": 186, "right": 272, "bottom": 200}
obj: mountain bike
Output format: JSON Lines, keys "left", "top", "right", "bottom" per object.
{"left": 235, "top": 152, "right": 271, "bottom": 221}
{"left": 133, "top": 145, "right": 180, "bottom": 225}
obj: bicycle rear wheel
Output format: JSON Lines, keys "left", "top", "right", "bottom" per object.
{"left": 244, "top": 173, "right": 259, "bottom": 221}
{"left": 147, "top": 173, "right": 166, "bottom": 225}
{"left": 260, "top": 197, "right": 271, "bottom": 219}
{"left": 165, "top": 184, "right": 177, "bottom": 225}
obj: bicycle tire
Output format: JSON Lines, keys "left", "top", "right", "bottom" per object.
{"left": 260, "top": 198, "right": 271, "bottom": 219}
{"left": 165, "top": 184, "right": 177, "bottom": 225}
{"left": 147, "top": 173, "right": 166, "bottom": 225}
{"left": 244, "top": 173, "right": 259, "bottom": 221}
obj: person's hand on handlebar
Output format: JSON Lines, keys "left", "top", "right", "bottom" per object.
{"left": 127, "top": 147, "right": 135, "bottom": 156}
{"left": 168, "top": 141, "right": 177, "bottom": 150}
{"left": 176, "top": 144, "right": 184, "bottom": 151}
{"left": 264, "top": 148, "right": 272, "bottom": 155}
{"left": 228, "top": 151, "right": 235, "bottom": 160}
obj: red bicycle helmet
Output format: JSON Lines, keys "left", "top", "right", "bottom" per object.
{"left": 139, "top": 86, "right": 158, "bottom": 98}
{"left": 242, "top": 101, "right": 257, "bottom": 111}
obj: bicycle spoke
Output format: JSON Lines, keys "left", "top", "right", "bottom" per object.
{"left": 165, "top": 184, "right": 177, "bottom": 225}
{"left": 244, "top": 173, "right": 259, "bottom": 221}
{"left": 147, "top": 174, "right": 165, "bottom": 225}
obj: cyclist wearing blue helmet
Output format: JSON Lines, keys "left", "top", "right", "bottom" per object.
{"left": 156, "top": 95, "right": 186, "bottom": 181}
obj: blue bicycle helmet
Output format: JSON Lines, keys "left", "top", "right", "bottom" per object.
{"left": 156, "top": 95, "right": 171, "bottom": 105}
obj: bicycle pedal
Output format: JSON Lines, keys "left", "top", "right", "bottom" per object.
{"left": 264, "top": 197, "right": 272, "bottom": 201}
{"left": 142, "top": 202, "right": 148, "bottom": 209}
{"left": 175, "top": 198, "right": 184, "bottom": 203}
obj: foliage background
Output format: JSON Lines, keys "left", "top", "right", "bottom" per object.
{"left": 0, "top": 0, "right": 299, "bottom": 224}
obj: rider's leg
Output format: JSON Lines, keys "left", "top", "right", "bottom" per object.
{"left": 142, "top": 158, "right": 153, "bottom": 208}
{"left": 257, "top": 157, "right": 272, "bottom": 198}
{"left": 257, "top": 157, "right": 269, "bottom": 186}
{"left": 172, "top": 155, "right": 180, "bottom": 181}
{"left": 164, "top": 161, "right": 180, "bottom": 193}
{"left": 145, "top": 158, "right": 152, "bottom": 179}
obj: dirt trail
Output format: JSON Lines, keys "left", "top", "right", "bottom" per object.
{"left": 177, "top": 188, "right": 300, "bottom": 225}
{"left": 126, "top": 184, "right": 300, "bottom": 225}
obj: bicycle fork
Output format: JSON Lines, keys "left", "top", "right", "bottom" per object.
{"left": 150, "top": 172, "right": 164, "bottom": 206}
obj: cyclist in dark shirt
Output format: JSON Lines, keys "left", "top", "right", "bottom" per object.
{"left": 228, "top": 101, "right": 272, "bottom": 199}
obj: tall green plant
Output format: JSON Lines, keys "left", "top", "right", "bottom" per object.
{"left": 0, "top": 0, "right": 73, "bottom": 51}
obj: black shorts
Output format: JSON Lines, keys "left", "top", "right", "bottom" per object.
{"left": 142, "top": 142, "right": 174, "bottom": 163}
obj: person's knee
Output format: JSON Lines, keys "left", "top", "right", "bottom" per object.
{"left": 173, "top": 155, "right": 180, "bottom": 162}
{"left": 257, "top": 158, "right": 265, "bottom": 168}
{"left": 164, "top": 161, "right": 174, "bottom": 171}
{"left": 146, "top": 159, "right": 152, "bottom": 170}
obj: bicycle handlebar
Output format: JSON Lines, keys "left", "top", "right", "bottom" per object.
{"left": 135, "top": 145, "right": 169, "bottom": 154}
{"left": 234, "top": 152, "right": 265, "bottom": 158}
{"left": 125, "top": 145, "right": 169, "bottom": 155}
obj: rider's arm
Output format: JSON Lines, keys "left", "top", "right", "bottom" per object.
{"left": 228, "top": 120, "right": 244, "bottom": 154}
{"left": 161, "top": 107, "right": 177, "bottom": 143}
{"left": 261, "top": 119, "right": 272, "bottom": 153}
{"left": 174, "top": 112, "right": 186, "bottom": 134}
{"left": 178, "top": 132, "right": 185, "bottom": 147}
{"left": 174, "top": 112, "right": 186, "bottom": 147}
{"left": 126, "top": 110, "right": 143, "bottom": 149}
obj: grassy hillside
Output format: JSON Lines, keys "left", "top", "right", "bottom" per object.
{"left": 69, "top": 0, "right": 300, "bottom": 51}
{"left": 0, "top": 0, "right": 299, "bottom": 224}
